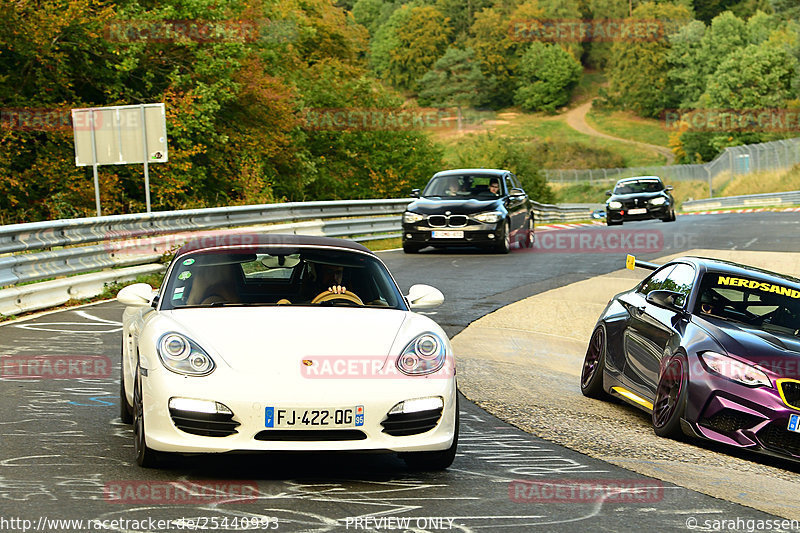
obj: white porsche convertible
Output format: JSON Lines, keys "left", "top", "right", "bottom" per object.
{"left": 117, "top": 234, "right": 458, "bottom": 469}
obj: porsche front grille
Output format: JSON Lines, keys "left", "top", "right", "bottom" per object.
{"left": 169, "top": 408, "right": 240, "bottom": 437}
{"left": 254, "top": 430, "right": 367, "bottom": 441}
{"left": 778, "top": 380, "right": 800, "bottom": 410}
{"left": 381, "top": 408, "right": 442, "bottom": 436}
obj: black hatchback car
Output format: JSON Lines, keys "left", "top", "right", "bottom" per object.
{"left": 402, "top": 169, "right": 534, "bottom": 254}
{"left": 605, "top": 176, "right": 676, "bottom": 225}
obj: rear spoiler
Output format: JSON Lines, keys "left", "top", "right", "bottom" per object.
{"left": 626, "top": 254, "right": 659, "bottom": 271}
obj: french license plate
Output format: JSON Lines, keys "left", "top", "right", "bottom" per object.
{"left": 432, "top": 230, "right": 464, "bottom": 239}
{"left": 265, "top": 406, "right": 364, "bottom": 429}
{"left": 628, "top": 208, "right": 647, "bottom": 215}
{"left": 789, "top": 414, "right": 800, "bottom": 433}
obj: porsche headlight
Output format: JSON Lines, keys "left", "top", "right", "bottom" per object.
{"left": 608, "top": 201, "right": 622, "bottom": 209}
{"left": 397, "top": 333, "right": 446, "bottom": 375}
{"left": 403, "top": 211, "right": 424, "bottom": 224}
{"left": 473, "top": 211, "right": 501, "bottom": 224}
{"left": 650, "top": 197, "right": 667, "bottom": 206}
{"left": 157, "top": 333, "right": 215, "bottom": 376}
{"left": 699, "top": 351, "right": 771, "bottom": 388}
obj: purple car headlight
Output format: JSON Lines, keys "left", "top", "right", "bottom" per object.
{"left": 397, "top": 333, "right": 446, "bottom": 375}
{"left": 699, "top": 351, "right": 771, "bottom": 388}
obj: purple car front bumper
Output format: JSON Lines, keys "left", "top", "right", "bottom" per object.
{"left": 683, "top": 353, "right": 800, "bottom": 461}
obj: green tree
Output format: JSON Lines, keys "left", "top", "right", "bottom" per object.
{"left": 771, "top": 0, "right": 800, "bottom": 22}
{"left": 513, "top": 42, "right": 582, "bottom": 112}
{"left": 605, "top": 1, "right": 693, "bottom": 117}
{"left": 370, "top": 5, "right": 452, "bottom": 91}
{"left": 467, "top": 7, "right": 520, "bottom": 108}
{"left": 446, "top": 133, "right": 554, "bottom": 203}
{"left": 434, "top": 0, "right": 493, "bottom": 42}
{"left": 418, "top": 48, "right": 487, "bottom": 128}
{"left": 586, "top": 0, "right": 629, "bottom": 69}
{"left": 666, "top": 20, "right": 707, "bottom": 108}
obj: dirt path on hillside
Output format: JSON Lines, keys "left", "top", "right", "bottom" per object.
{"left": 565, "top": 101, "right": 676, "bottom": 165}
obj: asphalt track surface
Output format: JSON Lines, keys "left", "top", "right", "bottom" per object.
{"left": 1, "top": 212, "right": 799, "bottom": 532}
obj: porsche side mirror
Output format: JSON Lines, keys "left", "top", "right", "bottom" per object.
{"left": 406, "top": 284, "right": 444, "bottom": 310}
{"left": 509, "top": 188, "right": 526, "bottom": 198}
{"left": 117, "top": 283, "right": 155, "bottom": 307}
{"left": 646, "top": 290, "right": 684, "bottom": 312}
{"left": 665, "top": 185, "right": 674, "bottom": 192}
{"left": 606, "top": 190, "right": 613, "bottom": 197}
{"left": 410, "top": 189, "right": 420, "bottom": 198}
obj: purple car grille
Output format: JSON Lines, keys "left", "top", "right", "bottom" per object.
{"left": 779, "top": 381, "right": 800, "bottom": 409}
{"left": 758, "top": 422, "right": 800, "bottom": 457}
{"left": 699, "top": 409, "right": 763, "bottom": 434}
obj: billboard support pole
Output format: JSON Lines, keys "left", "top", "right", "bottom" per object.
{"left": 140, "top": 105, "right": 152, "bottom": 213}
{"left": 89, "top": 109, "right": 101, "bottom": 217}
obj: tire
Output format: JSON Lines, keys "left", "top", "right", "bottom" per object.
{"left": 120, "top": 341, "right": 133, "bottom": 424}
{"left": 607, "top": 218, "right": 622, "bottom": 226}
{"left": 402, "top": 397, "right": 459, "bottom": 471}
{"left": 652, "top": 355, "right": 689, "bottom": 439}
{"left": 133, "top": 369, "right": 164, "bottom": 468}
{"left": 520, "top": 214, "right": 535, "bottom": 248}
{"left": 580, "top": 326, "right": 608, "bottom": 399}
{"left": 402, "top": 242, "right": 422, "bottom": 254}
{"left": 494, "top": 221, "right": 511, "bottom": 254}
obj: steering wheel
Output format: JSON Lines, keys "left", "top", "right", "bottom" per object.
{"left": 310, "top": 290, "right": 364, "bottom": 306}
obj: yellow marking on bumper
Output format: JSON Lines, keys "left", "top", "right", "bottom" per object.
{"left": 612, "top": 386, "right": 654, "bottom": 411}
{"left": 776, "top": 379, "right": 800, "bottom": 411}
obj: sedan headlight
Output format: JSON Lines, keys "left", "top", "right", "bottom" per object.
{"left": 699, "top": 351, "right": 771, "bottom": 388}
{"left": 403, "top": 211, "right": 424, "bottom": 224}
{"left": 157, "top": 333, "right": 215, "bottom": 376}
{"left": 608, "top": 201, "right": 622, "bottom": 209}
{"left": 650, "top": 197, "right": 667, "bottom": 206}
{"left": 473, "top": 211, "right": 502, "bottom": 224}
{"left": 397, "top": 333, "right": 446, "bottom": 375}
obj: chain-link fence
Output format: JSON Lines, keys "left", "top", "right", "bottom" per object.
{"left": 543, "top": 137, "right": 800, "bottom": 184}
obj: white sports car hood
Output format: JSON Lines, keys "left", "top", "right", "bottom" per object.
{"left": 155, "top": 307, "right": 412, "bottom": 374}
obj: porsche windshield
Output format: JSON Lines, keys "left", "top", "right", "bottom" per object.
{"left": 696, "top": 272, "right": 800, "bottom": 336}
{"left": 161, "top": 247, "right": 406, "bottom": 310}
{"left": 422, "top": 175, "right": 502, "bottom": 199}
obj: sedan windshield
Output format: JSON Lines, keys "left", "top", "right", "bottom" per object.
{"left": 696, "top": 272, "right": 800, "bottom": 336}
{"left": 614, "top": 179, "right": 664, "bottom": 194}
{"left": 422, "top": 175, "right": 503, "bottom": 199}
{"left": 161, "top": 246, "right": 406, "bottom": 310}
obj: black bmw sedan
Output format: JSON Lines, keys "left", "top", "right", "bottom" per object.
{"left": 605, "top": 175, "right": 676, "bottom": 225}
{"left": 401, "top": 169, "right": 534, "bottom": 254}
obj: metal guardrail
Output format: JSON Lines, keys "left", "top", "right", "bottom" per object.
{"left": 0, "top": 198, "right": 593, "bottom": 316}
{"left": 681, "top": 190, "right": 800, "bottom": 212}
{"left": 543, "top": 137, "right": 800, "bottom": 186}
